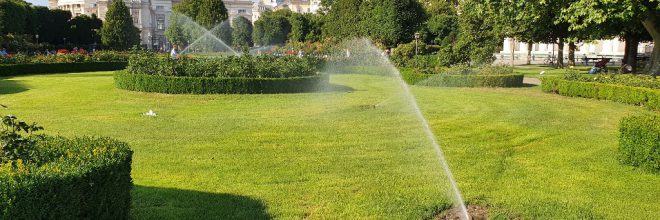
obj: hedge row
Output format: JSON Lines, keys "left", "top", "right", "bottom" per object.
{"left": 541, "top": 77, "right": 660, "bottom": 110}
{"left": 0, "top": 62, "right": 127, "bottom": 76}
{"left": 401, "top": 70, "right": 524, "bottom": 87}
{"left": 0, "top": 136, "right": 133, "bottom": 219}
{"left": 619, "top": 114, "right": 660, "bottom": 173}
{"left": 114, "top": 71, "right": 329, "bottom": 94}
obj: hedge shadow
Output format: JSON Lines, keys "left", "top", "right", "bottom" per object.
{"left": 132, "top": 185, "right": 270, "bottom": 219}
{"left": 0, "top": 79, "right": 29, "bottom": 94}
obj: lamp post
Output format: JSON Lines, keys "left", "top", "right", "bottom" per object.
{"left": 63, "top": 37, "right": 67, "bottom": 45}
{"left": 414, "top": 32, "right": 421, "bottom": 55}
{"left": 35, "top": 34, "right": 39, "bottom": 44}
{"left": 147, "top": 32, "right": 152, "bottom": 50}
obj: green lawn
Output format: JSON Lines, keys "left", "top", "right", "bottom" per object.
{"left": 1, "top": 71, "right": 658, "bottom": 219}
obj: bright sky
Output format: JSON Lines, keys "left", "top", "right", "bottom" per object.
{"left": 26, "top": 0, "right": 48, "bottom": 6}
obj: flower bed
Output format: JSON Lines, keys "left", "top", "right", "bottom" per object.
{"left": 116, "top": 52, "right": 327, "bottom": 94}
{"left": 0, "top": 136, "right": 133, "bottom": 219}
{"left": 401, "top": 66, "right": 524, "bottom": 87}
{"left": 541, "top": 75, "right": 660, "bottom": 110}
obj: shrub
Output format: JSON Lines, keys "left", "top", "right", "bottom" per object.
{"left": 400, "top": 66, "right": 523, "bottom": 87}
{"left": 542, "top": 77, "right": 660, "bottom": 111}
{"left": 0, "top": 62, "right": 128, "bottom": 76}
{"left": 619, "top": 114, "right": 660, "bottom": 173}
{"left": 0, "top": 51, "right": 129, "bottom": 64}
{"left": 0, "top": 136, "right": 132, "bottom": 219}
{"left": 126, "top": 52, "right": 318, "bottom": 78}
{"left": 114, "top": 71, "right": 329, "bottom": 94}
{"left": 563, "top": 73, "right": 660, "bottom": 89}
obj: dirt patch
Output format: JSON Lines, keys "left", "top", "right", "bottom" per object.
{"left": 435, "top": 205, "right": 489, "bottom": 220}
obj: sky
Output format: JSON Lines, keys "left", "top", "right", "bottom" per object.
{"left": 26, "top": 0, "right": 48, "bottom": 6}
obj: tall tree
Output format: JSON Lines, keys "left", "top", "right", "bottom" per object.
{"left": 100, "top": 0, "right": 140, "bottom": 50}
{"left": 69, "top": 14, "right": 103, "bottom": 45}
{"left": 323, "top": 0, "right": 365, "bottom": 39}
{"left": 563, "top": 0, "right": 660, "bottom": 74}
{"left": 0, "top": 0, "right": 30, "bottom": 34}
{"left": 196, "top": 0, "right": 227, "bottom": 29}
{"left": 362, "top": 0, "right": 426, "bottom": 47}
{"left": 252, "top": 10, "right": 291, "bottom": 45}
{"left": 288, "top": 13, "right": 310, "bottom": 42}
{"left": 231, "top": 16, "right": 252, "bottom": 48}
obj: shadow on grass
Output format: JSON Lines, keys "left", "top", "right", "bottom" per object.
{"left": 45, "top": 72, "right": 114, "bottom": 78}
{"left": 0, "top": 79, "right": 29, "bottom": 94}
{"left": 131, "top": 185, "right": 270, "bottom": 220}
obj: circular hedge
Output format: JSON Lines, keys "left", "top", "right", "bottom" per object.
{"left": 0, "top": 136, "right": 132, "bottom": 219}
{"left": 114, "top": 71, "right": 329, "bottom": 94}
{"left": 402, "top": 70, "right": 524, "bottom": 88}
{"left": 116, "top": 52, "right": 328, "bottom": 94}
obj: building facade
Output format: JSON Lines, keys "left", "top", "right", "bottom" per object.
{"left": 500, "top": 38, "right": 654, "bottom": 62}
{"left": 49, "top": 0, "right": 320, "bottom": 48}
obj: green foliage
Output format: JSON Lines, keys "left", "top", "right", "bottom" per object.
{"left": 541, "top": 76, "right": 660, "bottom": 110}
{"left": 400, "top": 66, "right": 523, "bottom": 87}
{"left": 562, "top": 73, "right": 660, "bottom": 89}
{"left": 323, "top": 0, "right": 366, "bottom": 40}
{"left": 288, "top": 13, "right": 310, "bottom": 42}
{"left": 100, "top": 0, "right": 140, "bottom": 50}
{"left": 68, "top": 14, "right": 102, "bottom": 45}
{"left": 253, "top": 11, "right": 291, "bottom": 46}
{"left": 619, "top": 114, "right": 660, "bottom": 173}
{"left": 34, "top": 8, "right": 71, "bottom": 45}
{"left": 0, "top": 0, "right": 30, "bottom": 35}
{"left": 231, "top": 16, "right": 253, "bottom": 48}
{"left": 0, "top": 62, "right": 127, "bottom": 76}
{"left": 0, "top": 51, "right": 129, "bottom": 64}
{"left": 114, "top": 71, "right": 328, "bottom": 94}
{"left": 216, "top": 21, "right": 232, "bottom": 47}
{"left": 1, "top": 114, "right": 42, "bottom": 164}
{"left": 126, "top": 52, "right": 318, "bottom": 78}
{"left": 196, "top": 0, "right": 227, "bottom": 29}
{"left": 165, "top": 13, "right": 187, "bottom": 48}
{"left": 0, "top": 136, "right": 133, "bottom": 219}
{"left": 362, "top": 0, "right": 426, "bottom": 47}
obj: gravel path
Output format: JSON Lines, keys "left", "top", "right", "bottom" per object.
{"left": 523, "top": 77, "right": 541, "bottom": 85}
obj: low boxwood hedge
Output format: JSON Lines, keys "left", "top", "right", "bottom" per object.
{"left": 0, "top": 136, "right": 133, "bottom": 219}
{"left": 619, "top": 114, "right": 660, "bottom": 173}
{"left": 0, "top": 62, "right": 127, "bottom": 77}
{"left": 114, "top": 71, "right": 329, "bottom": 94}
{"left": 401, "top": 70, "right": 524, "bottom": 87}
{"left": 542, "top": 77, "right": 660, "bottom": 110}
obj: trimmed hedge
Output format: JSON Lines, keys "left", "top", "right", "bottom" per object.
{"left": 0, "top": 136, "right": 133, "bottom": 219}
{"left": 114, "top": 71, "right": 329, "bottom": 94}
{"left": 401, "top": 70, "right": 524, "bottom": 87}
{"left": 619, "top": 114, "right": 660, "bottom": 173}
{"left": 0, "top": 62, "right": 127, "bottom": 76}
{"left": 542, "top": 77, "right": 660, "bottom": 111}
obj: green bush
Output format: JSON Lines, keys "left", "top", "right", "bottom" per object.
{"left": 0, "top": 51, "right": 129, "bottom": 64}
{"left": 0, "top": 136, "right": 133, "bottom": 219}
{"left": 563, "top": 73, "right": 660, "bottom": 89}
{"left": 114, "top": 71, "right": 329, "bottom": 94}
{"left": 619, "top": 114, "right": 660, "bottom": 173}
{"left": 127, "top": 52, "right": 318, "bottom": 78}
{"left": 0, "top": 62, "right": 128, "bottom": 76}
{"left": 542, "top": 77, "right": 660, "bottom": 111}
{"left": 400, "top": 66, "right": 523, "bottom": 87}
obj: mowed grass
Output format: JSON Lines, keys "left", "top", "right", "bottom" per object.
{"left": 1, "top": 71, "right": 659, "bottom": 219}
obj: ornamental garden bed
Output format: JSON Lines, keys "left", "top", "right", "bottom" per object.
{"left": 116, "top": 52, "right": 328, "bottom": 94}
{"left": 0, "top": 51, "right": 129, "bottom": 76}
{"left": 541, "top": 74, "right": 660, "bottom": 110}
{"left": 0, "top": 114, "right": 132, "bottom": 219}
{"left": 401, "top": 66, "right": 524, "bottom": 87}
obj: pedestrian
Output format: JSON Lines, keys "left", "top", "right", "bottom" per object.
{"left": 170, "top": 47, "right": 178, "bottom": 59}
{"left": 582, "top": 54, "right": 588, "bottom": 66}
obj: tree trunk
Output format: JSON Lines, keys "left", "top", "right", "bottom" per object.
{"left": 557, "top": 38, "right": 564, "bottom": 67}
{"left": 641, "top": 9, "right": 660, "bottom": 75}
{"left": 510, "top": 38, "right": 515, "bottom": 66}
{"left": 568, "top": 42, "right": 576, "bottom": 66}
{"left": 527, "top": 42, "right": 532, "bottom": 65}
{"left": 623, "top": 34, "right": 639, "bottom": 73}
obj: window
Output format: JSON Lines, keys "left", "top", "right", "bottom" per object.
{"left": 156, "top": 15, "right": 165, "bottom": 30}
{"left": 238, "top": 9, "right": 246, "bottom": 14}
{"left": 156, "top": 5, "right": 164, "bottom": 10}
{"left": 130, "top": 9, "right": 140, "bottom": 24}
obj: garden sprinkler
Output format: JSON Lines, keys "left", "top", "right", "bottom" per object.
{"left": 144, "top": 109, "right": 157, "bottom": 117}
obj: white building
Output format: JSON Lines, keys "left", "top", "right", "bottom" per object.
{"left": 500, "top": 37, "right": 654, "bottom": 63}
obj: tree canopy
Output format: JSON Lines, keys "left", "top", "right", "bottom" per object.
{"left": 100, "top": 0, "right": 140, "bottom": 50}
